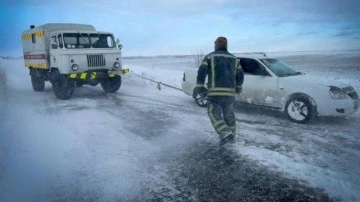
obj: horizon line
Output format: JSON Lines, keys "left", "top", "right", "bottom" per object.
{"left": 1, "top": 49, "right": 360, "bottom": 59}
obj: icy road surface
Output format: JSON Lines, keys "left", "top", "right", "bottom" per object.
{"left": 0, "top": 54, "right": 360, "bottom": 201}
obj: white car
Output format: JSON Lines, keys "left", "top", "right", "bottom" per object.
{"left": 181, "top": 53, "right": 360, "bottom": 123}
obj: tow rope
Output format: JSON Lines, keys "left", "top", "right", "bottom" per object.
{"left": 131, "top": 71, "right": 183, "bottom": 92}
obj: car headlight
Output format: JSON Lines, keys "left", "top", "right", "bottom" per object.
{"left": 71, "top": 64, "right": 79, "bottom": 71}
{"left": 329, "top": 86, "right": 347, "bottom": 99}
{"left": 114, "top": 62, "right": 121, "bottom": 68}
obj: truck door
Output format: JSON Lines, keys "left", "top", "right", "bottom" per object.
{"left": 49, "top": 34, "right": 64, "bottom": 68}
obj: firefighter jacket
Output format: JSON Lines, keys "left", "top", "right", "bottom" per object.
{"left": 196, "top": 48, "right": 244, "bottom": 97}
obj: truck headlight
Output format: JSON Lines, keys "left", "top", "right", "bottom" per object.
{"left": 114, "top": 62, "right": 120, "bottom": 68}
{"left": 329, "top": 86, "right": 347, "bottom": 99}
{"left": 71, "top": 64, "right": 79, "bottom": 71}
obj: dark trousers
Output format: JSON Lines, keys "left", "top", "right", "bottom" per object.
{"left": 207, "top": 96, "right": 236, "bottom": 138}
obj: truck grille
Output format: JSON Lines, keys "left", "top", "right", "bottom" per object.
{"left": 87, "top": 54, "right": 105, "bottom": 67}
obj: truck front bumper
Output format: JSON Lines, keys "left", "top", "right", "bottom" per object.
{"left": 68, "top": 69, "right": 129, "bottom": 80}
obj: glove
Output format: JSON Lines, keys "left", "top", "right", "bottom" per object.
{"left": 235, "top": 86, "right": 242, "bottom": 94}
{"left": 194, "top": 86, "right": 207, "bottom": 97}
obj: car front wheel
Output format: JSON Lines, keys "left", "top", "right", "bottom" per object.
{"left": 285, "top": 95, "right": 316, "bottom": 124}
{"left": 194, "top": 90, "right": 207, "bottom": 107}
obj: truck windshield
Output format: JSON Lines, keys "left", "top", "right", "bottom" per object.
{"left": 90, "top": 34, "right": 115, "bottom": 48}
{"left": 62, "top": 33, "right": 115, "bottom": 49}
{"left": 259, "top": 58, "right": 301, "bottom": 77}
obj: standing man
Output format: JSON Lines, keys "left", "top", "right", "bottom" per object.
{"left": 195, "top": 36, "right": 244, "bottom": 145}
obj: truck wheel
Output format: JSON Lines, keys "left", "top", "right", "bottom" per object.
{"left": 285, "top": 95, "right": 316, "bottom": 124}
{"left": 30, "top": 69, "right": 45, "bottom": 91}
{"left": 100, "top": 75, "right": 121, "bottom": 93}
{"left": 75, "top": 80, "right": 84, "bottom": 87}
{"left": 52, "top": 75, "right": 75, "bottom": 100}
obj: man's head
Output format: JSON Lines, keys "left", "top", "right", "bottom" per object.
{"left": 214, "top": 36, "right": 227, "bottom": 50}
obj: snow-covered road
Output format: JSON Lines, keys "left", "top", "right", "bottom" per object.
{"left": 0, "top": 55, "right": 359, "bottom": 201}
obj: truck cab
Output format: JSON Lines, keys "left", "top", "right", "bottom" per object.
{"left": 22, "top": 23, "right": 128, "bottom": 100}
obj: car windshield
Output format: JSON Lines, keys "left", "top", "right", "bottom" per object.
{"left": 259, "top": 58, "right": 302, "bottom": 77}
{"left": 62, "top": 33, "right": 115, "bottom": 49}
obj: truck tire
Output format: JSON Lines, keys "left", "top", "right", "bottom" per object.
{"left": 75, "top": 80, "right": 84, "bottom": 87}
{"left": 100, "top": 75, "right": 121, "bottom": 93}
{"left": 30, "top": 69, "right": 45, "bottom": 91}
{"left": 52, "top": 74, "right": 75, "bottom": 100}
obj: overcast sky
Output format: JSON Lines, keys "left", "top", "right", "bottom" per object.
{"left": 0, "top": 0, "right": 359, "bottom": 57}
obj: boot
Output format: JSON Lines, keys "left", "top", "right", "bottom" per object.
{"left": 219, "top": 132, "right": 235, "bottom": 145}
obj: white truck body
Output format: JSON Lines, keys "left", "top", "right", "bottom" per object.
{"left": 22, "top": 23, "right": 99, "bottom": 70}
{"left": 21, "top": 23, "right": 127, "bottom": 99}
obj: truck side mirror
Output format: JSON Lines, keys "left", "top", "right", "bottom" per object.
{"left": 116, "top": 38, "right": 123, "bottom": 50}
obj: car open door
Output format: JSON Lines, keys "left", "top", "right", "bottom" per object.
{"left": 239, "top": 58, "right": 280, "bottom": 108}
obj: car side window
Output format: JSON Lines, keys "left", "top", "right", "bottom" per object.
{"left": 240, "top": 58, "right": 269, "bottom": 76}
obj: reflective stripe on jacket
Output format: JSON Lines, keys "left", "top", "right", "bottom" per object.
{"left": 196, "top": 49, "right": 244, "bottom": 97}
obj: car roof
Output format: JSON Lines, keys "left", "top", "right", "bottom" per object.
{"left": 235, "top": 52, "right": 267, "bottom": 59}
